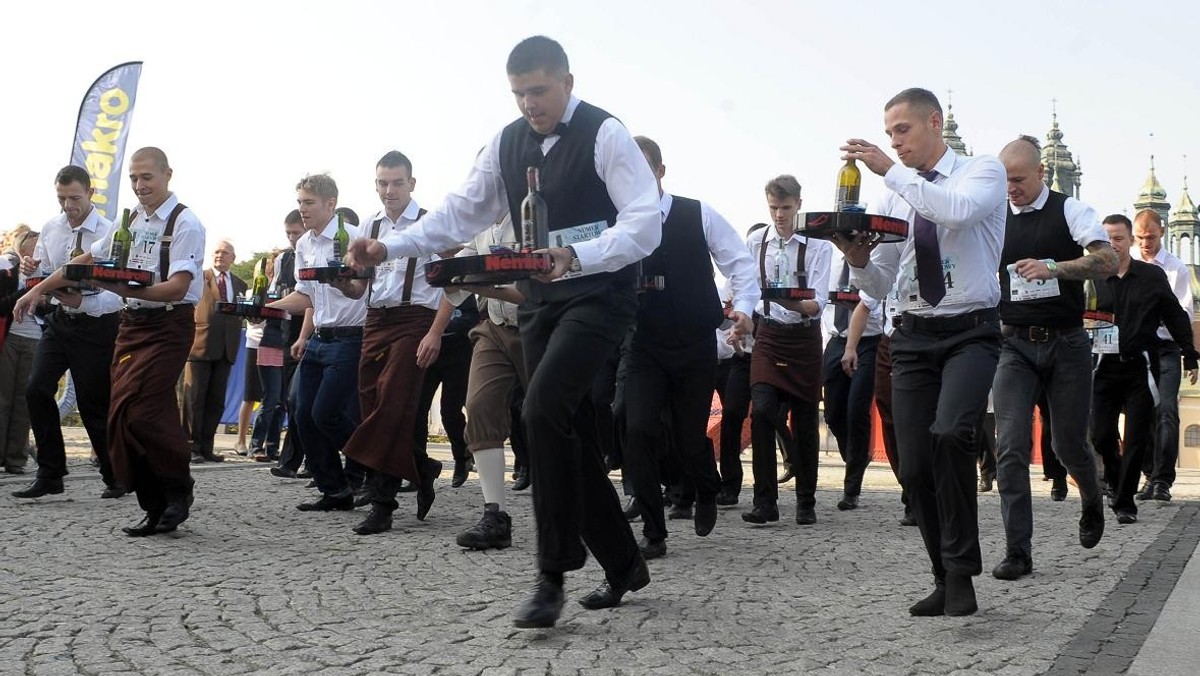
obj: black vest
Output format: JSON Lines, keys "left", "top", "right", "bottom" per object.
{"left": 498, "top": 100, "right": 635, "bottom": 304}
{"left": 998, "top": 190, "right": 1085, "bottom": 327}
{"left": 636, "top": 195, "right": 722, "bottom": 344}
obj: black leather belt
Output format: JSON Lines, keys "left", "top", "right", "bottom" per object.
{"left": 1001, "top": 324, "right": 1074, "bottom": 342}
{"left": 123, "top": 303, "right": 193, "bottom": 317}
{"left": 894, "top": 308, "right": 998, "bottom": 333}
{"left": 313, "top": 326, "right": 364, "bottom": 340}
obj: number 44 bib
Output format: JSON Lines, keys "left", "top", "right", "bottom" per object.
{"left": 1007, "top": 259, "right": 1061, "bottom": 302}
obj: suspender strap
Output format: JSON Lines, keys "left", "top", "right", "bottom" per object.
{"left": 159, "top": 203, "right": 187, "bottom": 283}
{"left": 757, "top": 228, "right": 808, "bottom": 319}
{"left": 367, "top": 217, "right": 384, "bottom": 306}
{"left": 369, "top": 208, "right": 427, "bottom": 307}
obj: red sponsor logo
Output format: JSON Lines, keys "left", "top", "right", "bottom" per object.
{"left": 807, "top": 213, "right": 831, "bottom": 229}
{"left": 483, "top": 254, "right": 549, "bottom": 273}
{"left": 869, "top": 215, "right": 908, "bottom": 236}
{"left": 92, "top": 266, "right": 152, "bottom": 284}
{"left": 424, "top": 261, "right": 445, "bottom": 283}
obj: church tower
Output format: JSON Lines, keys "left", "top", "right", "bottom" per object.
{"left": 1042, "top": 106, "right": 1082, "bottom": 198}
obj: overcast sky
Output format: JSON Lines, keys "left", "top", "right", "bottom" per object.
{"left": 3, "top": 0, "right": 1197, "bottom": 261}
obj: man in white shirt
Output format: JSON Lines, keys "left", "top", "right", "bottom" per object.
{"left": 17, "top": 147, "right": 208, "bottom": 537}
{"left": 836, "top": 88, "right": 1012, "bottom": 617}
{"left": 334, "top": 151, "right": 451, "bottom": 535}
{"left": 1131, "top": 209, "right": 1194, "bottom": 501}
{"left": 269, "top": 174, "right": 367, "bottom": 513}
{"left": 13, "top": 166, "right": 123, "bottom": 500}
{"left": 990, "top": 136, "right": 1116, "bottom": 582}
{"left": 743, "top": 176, "right": 832, "bottom": 527}
{"left": 347, "top": 36, "right": 657, "bottom": 629}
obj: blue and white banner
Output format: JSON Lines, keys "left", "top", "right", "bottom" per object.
{"left": 70, "top": 61, "right": 143, "bottom": 220}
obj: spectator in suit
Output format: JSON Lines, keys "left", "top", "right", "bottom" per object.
{"left": 182, "top": 240, "right": 246, "bottom": 463}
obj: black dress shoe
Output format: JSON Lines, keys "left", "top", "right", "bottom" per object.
{"left": 1116, "top": 510, "right": 1138, "bottom": 524}
{"left": 201, "top": 451, "right": 225, "bottom": 463}
{"left": 353, "top": 505, "right": 394, "bottom": 535}
{"left": 944, "top": 573, "right": 977, "bottom": 616}
{"left": 1135, "top": 479, "right": 1154, "bottom": 501}
{"left": 353, "top": 489, "right": 374, "bottom": 508}
{"left": 1079, "top": 502, "right": 1105, "bottom": 549}
{"left": 270, "top": 466, "right": 297, "bottom": 478}
{"left": 13, "top": 477, "right": 64, "bottom": 498}
{"left": 456, "top": 503, "right": 512, "bottom": 550}
{"left": 296, "top": 470, "right": 312, "bottom": 479}
{"left": 579, "top": 555, "right": 650, "bottom": 610}
{"left": 837, "top": 494, "right": 859, "bottom": 511}
{"left": 417, "top": 459, "right": 442, "bottom": 521}
{"left": 101, "top": 485, "right": 127, "bottom": 499}
{"left": 795, "top": 505, "right": 817, "bottom": 525}
{"left": 122, "top": 513, "right": 162, "bottom": 537}
{"left": 741, "top": 504, "right": 779, "bottom": 525}
{"left": 623, "top": 496, "right": 640, "bottom": 521}
{"left": 694, "top": 500, "right": 717, "bottom": 537}
{"left": 190, "top": 453, "right": 206, "bottom": 465}
{"left": 978, "top": 474, "right": 994, "bottom": 493}
{"left": 397, "top": 479, "right": 417, "bottom": 493}
{"left": 511, "top": 467, "right": 530, "bottom": 491}
{"left": 899, "top": 510, "right": 918, "bottom": 527}
{"left": 715, "top": 489, "right": 739, "bottom": 506}
{"left": 513, "top": 574, "right": 565, "bottom": 629}
{"left": 991, "top": 554, "right": 1033, "bottom": 581}
{"left": 5, "top": 465, "right": 26, "bottom": 474}
{"left": 1050, "top": 477, "right": 1068, "bottom": 501}
{"left": 156, "top": 495, "right": 191, "bottom": 533}
{"left": 638, "top": 537, "right": 667, "bottom": 560}
{"left": 667, "top": 504, "right": 692, "bottom": 520}
{"left": 909, "top": 580, "right": 946, "bottom": 617}
{"left": 297, "top": 494, "right": 355, "bottom": 511}
{"left": 777, "top": 467, "right": 795, "bottom": 484}
{"left": 1151, "top": 482, "right": 1172, "bottom": 502}
{"left": 451, "top": 458, "right": 473, "bottom": 488}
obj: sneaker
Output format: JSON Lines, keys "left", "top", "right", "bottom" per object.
{"left": 456, "top": 503, "right": 513, "bottom": 550}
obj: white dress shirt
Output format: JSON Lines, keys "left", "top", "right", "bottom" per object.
{"left": 1009, "top": 185, "right": 1107, "bottom": 248}
{"left": 851, "top": 147, "right": 1008, "bottom": 317}
{"left": 34, "top": 207, "right": 122, "bottom": 316}
{"left": 822, "top": 252, "right": 883, "bottom": 339}
{"left": 661, "top": 193, "right": 761, "bottom": 318}
{"left": 90, "top": 193, "right": 206, "bottom": 309}
{"left": 364, "top": 200, "right": 442, "bottom": 311}
{"left": 747, "top": 229, "right": 832, "bottom": 324}
{"left": 294, "top": 217, "right": 367, "bottom": 328}
{"left": 1132, "top": 245, "right": 1195, "bottom": 341}
{"left": 456, "top": 215, "right": 521, "bottom": 327}
{"left": 377, "top": 96, "right": 660, "bottom": 276}
{"left": 211, "top": 268, "right": 235, "bottom": 302}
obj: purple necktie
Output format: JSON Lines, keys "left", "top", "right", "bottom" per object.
{"left": 913, "top": 170, "right": 945, "bottom": 306}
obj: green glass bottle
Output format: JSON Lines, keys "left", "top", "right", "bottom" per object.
{"left": 251, "top": 256, "right": 269, "bottom": 305}
{"left": 332, "top": 212, "right": 350, "bottom": 266}
{"left": 835, "top": 159, "right": 862, "bottom": 211}
{"left": 109, "top": 208, "right": 133, "bottom": 267}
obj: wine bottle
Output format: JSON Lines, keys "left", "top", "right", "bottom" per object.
{"left": 772, "top": 238, "right": 791, "bottom": 288}
{"left": 70, "top": 229, "right": 85, "bottom": 259}
{"left": 332, "top": 212, "right": 349, "bottom": 265}
{"left": 520, "top": 167, "right": 549, "bottom": 253}
{"left": 836, "top": 159, "right": 862, "bottom": 211}
{"left": 110, "top": 208, "right": 133, "bottom": 267}
{"left": 251, "top": 256, "right": 269, "bottom": 305}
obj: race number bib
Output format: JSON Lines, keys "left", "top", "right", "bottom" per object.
{"left": 1007, "top": 260, "right": 1061, "bottom": 301}
{"left": 549, "top": 219, "right": 606, "bottom": 281}
{"left": 1093, "top": 326, "right": 1119, "bottom": 354}
{"left": 898, "top": 254, "right": 964, "bottom": 311}
{"left": 127, "top": 227, "right": 160, "bottom": 270}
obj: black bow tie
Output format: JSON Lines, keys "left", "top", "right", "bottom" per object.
{"left": 531, "top": 122, "right": 568, "bottom": 144}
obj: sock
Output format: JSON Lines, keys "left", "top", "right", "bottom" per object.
{"left": 474, "top": 447, "right": 506, "bottom": 511}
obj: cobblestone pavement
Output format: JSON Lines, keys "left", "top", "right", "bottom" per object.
{"left": 1, "top": 431, "right": 1197, "bottom": 675}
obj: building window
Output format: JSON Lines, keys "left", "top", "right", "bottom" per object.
{"left": 1186, "top": 425, "right": 1200, "bottom": 447}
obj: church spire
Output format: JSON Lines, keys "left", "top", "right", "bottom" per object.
{"left": 1041, "top": 100, "right": 1082, "bottom": 198}
{"left": 941, "top": 89, "right": 969, "bottom": 156}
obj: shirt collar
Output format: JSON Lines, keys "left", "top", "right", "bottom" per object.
{"left": 315, "top": 215, "right": 339, "bottom": 240}
{"left": 929, "top": 145, "right": 957, "bottom": 180}
{"left": 1010, "top": 185, "right": 1051, "bottom": 215}
{"left": 70, "top": 207, "right": 101, "bottom": 233}
{"left": 658, "top": 193, "right": 673, "bottom": 223}
{"left": 146, "top": 193, "right": 180, "bottom": 221}
{"left": 560, "top": 96, "right": 581, "bottom": 126}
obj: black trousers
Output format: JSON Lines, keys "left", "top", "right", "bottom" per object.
{"left": 416, "top": 332, "right": 472, "bottom": 465}
{"left": 182, "top": 358, "right": 233, "bottom": 456}
{"left": 1035, "top": 397, "right": 1063, "bottom": 481}
{"left": 624, "top": 335, "right": 721, "bottom": 542}
{"left": 714, "top": 354, "right": 751, "bottom": 493}
{"left": 509, "top": 387, "right": 530, "bottom": 472}
{"left": 891, "top": 317, "right": 1000, "bottom": 579}
{"left": 519, "top": 287, "right": 640, "bottom": 575}
{"left": 27, "top": 311, "right": 119, "bottom": 484}
{"left": 276, "top": 357, "right": 304, "bottom": 472}
{"left": 750, "top": 384, "right": 818, "bottom": 509}
{"left": 1092, "top": 356, "right": 1158, "bottom": 514}
{"left": 976, "top": 411, "right": 997, "bottom": 481}
{"left": 823, "top": 334, "right": 880, "bottom": 497}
